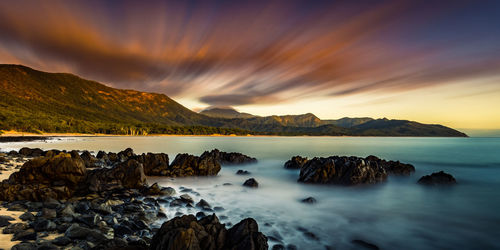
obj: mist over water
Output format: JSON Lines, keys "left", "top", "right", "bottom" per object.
{"left": 2, "top": 136, "right": 499, "bottom": 249}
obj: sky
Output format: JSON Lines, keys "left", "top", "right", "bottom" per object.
{"left": 0, "top": 0, "right": 499, "bottom": 129}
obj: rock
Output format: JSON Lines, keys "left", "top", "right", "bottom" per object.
{"left": 33, "top": 219, "right": 57, "bottom": 232}
{"left": 0, "top": 153, "right": 86, "bottom": 201}
{"left": 143, "top": 183, "right": 175, "bottom": 196}
{"left": 284, "top": 156, "right": 309, "bottom": 169}
{"left": 196, "top": 212, "right": 206, "bottom": 218}
{"left": 11, "top": 242, "right": 38, "bottom": 250}
{"left": 77, "top": 214, "right": 101, "bottom": 227}
{"left": 133, "top": 153, "right": 170, "bottom": 176}
{"left": 196, "top": 199, "right": 211, "bottom": 210}
{"left": 13, "top": 228, "right": 37, "bottom": 241}
{"left": 0, "top": 156, "right": 6, "bottom": 163}
{"left": 2, "top": 222, "right": 28, "bottom": 234}
{"left": 365, "top": 155, "right": 415, "bottom": 176}
{"left": 272, "top": 244, "right": 285, "bottom": 250}
{"left": 236, "top": 170, "right": 251, "bottom": 175}
{"left": 59, "top": 204, "right": 77, "bottom": 218}
{"left": 20, "top": 212, "right": 35, "bottom": 221}
{"left": 118, "top": 148, "right": 135, "bottom": 160}
{"left": 169, "top": 153, "right": 221, "bottom": 177}
{"left": 418, "top": 171, "right": 457, "bottom": 185}
{"left": 85, "top": 159, "right": 147, "bottom": 192}
{"left": 80, "top": 151, "right": 99, "bottom": 168}
{"left": 226, "top": 218, "right": 268, "bottom": 250}
{"left": 301, "top": 197, "right": 317, "bottom": 204}
{"left": 298, "top": 156, "right": 387, "bottom": 185}
{"left": 201, "top": 149, "right": 257, "bottom": 165}
{"left": 18, "top": 147, "right": 44, "bottom": 157}
{"left": 52, "top": 236, "right": 72, "bottom": 246}
{"left": 151, "top": 214, "right": 265, "bottom": 250}
{"left": 41, "top": 208, "right": 57, "bottom": 219}
{"left": 352, "top": 239, "right": 380, "bottom": 250}
{"left": 180, "top": 194, "right": 194, "bottom": 204}
{"left": 0, "top": 215, "right": 15, "bottom": 226}
{"left": 243, "top": 178, "right": 259, "bottom": 188}
{"left": 113, "top": 224, "right": 134, "bottom": 237}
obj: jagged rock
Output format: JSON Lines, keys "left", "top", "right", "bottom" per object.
{"left": 80, "top": 151, "right": 99, "bottom": 168}
{"left": 132, "top": 153, "right": 170, "bottom": 176}
{"left": 236, "top": 170, "right": 251, "bottom": 175}
{"left": 180, "top": 194, "right": 194, "bottom": 204}
{"left": 202, "top": 149, "right": 257, "bottom": 165}
{"left": 85, "top": 159, "right": 147, "bottom": 192}
{"left": 18, "top": 147, "right": 44, "bottom": 157}
{"left": 169, "top": 153, "right": 221, "bottom": 177}
{"left": 284, "top": 156, "right": 309, "bottom": 169}
{"left": 3, "top": 222, "right": 28, "bottom": 234}
{"left": 0, "top": 215, "right": 15, "bottom": 226}
{"left": 298, "top": 156, "right": 387, "bottom": 185}
{"left": 243, "top": 178, "right": 259, "bottom": 188}
{"left": 196, "top": 199, "right": 211, "bottom": 210}
{"left": 418, "top": 171, "right": 457, "bottom": 185}
{"left": 13, "top": 228, "right": 37, "bottom": 241}
{"left": 365, "top": 155, "right": 415, "bottom": 176}
{"left": 150, "top": 214, "right": 267, "bottom": 250}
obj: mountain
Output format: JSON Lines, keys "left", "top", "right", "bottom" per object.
{"left": 0, "top": 64, "right": 467, "bottom": 137}
{"left": 200, "top": 107, "right": 256, "bottom": 119}
{"left": 323, "top": 117, "right": 374, "bottom": 128}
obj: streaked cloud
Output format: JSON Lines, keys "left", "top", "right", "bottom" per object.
{"left": 0, "top": 0, "right": 499, "bottom": 108}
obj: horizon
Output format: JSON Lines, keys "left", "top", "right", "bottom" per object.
{"left": 1, "top": 1, "right": 499, "bottom": 129}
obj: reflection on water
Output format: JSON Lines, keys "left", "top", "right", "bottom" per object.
{"left": 2, "top": 136, "right": 500, "bottom": 249}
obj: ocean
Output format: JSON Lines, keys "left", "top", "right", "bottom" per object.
{"left": 1, "top": 136, "right": 499, "bottom": 249}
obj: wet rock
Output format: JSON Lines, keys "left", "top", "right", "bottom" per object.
{"left": 0, "top": 215, "right": 15, "bottom": 226}
{"left": 169, "top": 152, "right": 221, "bottom": 177}
{"left": 352, "top": 239, "right": 380, "bottom": 250}
{"left": 132, "top": 153, "right": 170, "bottom": 176}
{"left": 2, "top": 222, "right": 28, "bottom": 234}
{"left": 226, "top": 218, "right": 268, "bottom": 250}
{"left": 113, "top": 224, "right": 134, "bottom": 237}
{"left": 80, "top": 151, "right": 99, "bottom": 168}
{"left": 418, "top": 171, "right": 457, "bottom": 185}
{"left": 298, "top": 156, "right": 387, "bottom": 185}
{"left": 196, "top": 199, "right": 211, "bottom": 210}
{"left": 284, "top": 156, "right": 309, "bottom": 170}
{"left": 196, "top": 211, "right": 206, "bottom": 218}
{"left": 236, "top": 170, "right": 251, "bottom": 175}
{"left": 41, "top": 208, "right": 57, "bottom": 219}
{"left": 143, "top": 183, "right": 175, "bottom": 196}
{"left": 13, "top": 228, "right": 37, "bottom": 241}
{"left": 202, "top": 149, "right": 257, "bottom": 165}
{"left": 180, "top": 194, "right": 194, "bottom": 204}
{"left": 11, "top": 242, "right": 38, "bottom": 250}
{"left": 286, "top": 244, "right": 298, "bottom": 250}
{"left": 18, "top": 147, "right": 44, "bottom": 157}
{"left": 33, "top": 218, "right": 57, "bottom": 232}
{"left": 365, "top": 155, "right": 415, "bottom": 176}
{"left": 243, "top": 178, "right": 259, "bottom": 188}
{"left": 52, "top": 236, "right": 72, "bottom": 246}
{"left": 20, "top": 212, "right": 35, "bottom": 221}
{"left": 7, "top": 203, "right": 27, "bottom": 211}
{"left": 301, "top": 197, "right": 317, "bottom": 204}
{"left": 151, "top": 214, "right": 267, "bottom": 250}
{"left": 85, "top": 159, "right": 147, "bottom": 193}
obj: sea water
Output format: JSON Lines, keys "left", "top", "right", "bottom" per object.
{"left": 1, "top": 136, "right": 499, "bottom": 249}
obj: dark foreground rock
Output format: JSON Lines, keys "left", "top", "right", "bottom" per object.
{"left": 301, "top": 197, "right": 317, "bottom": 204}
{"left": 243, "top": 178, "right": 259, "bottom": 188}
{"left": 365, "top": 155, "right": 415, "bottom": 176}
{"left": 418, "top": 171, "right": 457, "bottom": 185}
{"left": 169, "top": 152, "right": 221, "bottom": 177}
{"left": 150, "top": 214, "right": 268, "bottom": 250}
{"left": 284, "top": 156, "right": 308, "bottom": 169}
{"left": 202, "top": 149, "right": 257, "bottom": 165}
{"left": 298, "top": 156, "right": 387, "bottom": 185}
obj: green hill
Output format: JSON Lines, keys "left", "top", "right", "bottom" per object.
{"left": 0, "top": 64, "right": 467, "bottom": 137}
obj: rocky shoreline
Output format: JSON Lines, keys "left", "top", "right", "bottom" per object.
{"left": 0, "top": 148, "right": 266, "bottom": 250}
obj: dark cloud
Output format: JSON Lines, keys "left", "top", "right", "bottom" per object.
{"left": 0, "top": 0, "right": 499, "bottom": 106}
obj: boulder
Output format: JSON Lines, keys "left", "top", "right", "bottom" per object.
{"left": 243, "top": 178, "right": 259, "bottom": 188}
{"left": 301, "top": 197, "right": 317, "bottom": 204}
{"left": 418, "top": 171, "right": 457, "bottom": 185}
{"left": 85, "top": 159, "right": 147, "bottom": 193}
{"left": 150, "top": 214, "right": 268, "bottom": 250}
{"left": 169, "top": 153, "right": 221, "bottom": 177}
{"left": 132, "top": 153, "right": 170, "bottom": 176}
{"left": 284, "top": 156, "right": 309, "bottom": 169}
{"left": 202, "top": 149, "right": 257, "bottom": 165}
{"left": 80, "top": 151, "right": 99, "bottom": 168}
{"left": 236, "top": 170, "right": 251, "bottom": 175}
{"left": 298, "top": 156, "right": 387, "bottom": 185}
{"left": 18, "top": 147, "right": 44, "bottom": 157}
{"left": 365, "top": 155, "right": 415, "bottom": 176}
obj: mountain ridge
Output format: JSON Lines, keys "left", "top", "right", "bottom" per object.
{"left": 0, "top": 64, "right": 467, "bottom": 137}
